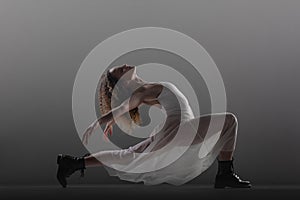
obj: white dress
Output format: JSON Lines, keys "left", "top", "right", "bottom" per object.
{"left": 99, "top": 81, "right": 237, "bottom": 186}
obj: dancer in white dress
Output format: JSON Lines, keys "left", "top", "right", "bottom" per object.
{"left": 56, "top": 64, "right": 251, "bottom": 188}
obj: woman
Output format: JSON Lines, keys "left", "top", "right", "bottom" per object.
{"left": 56, "top": 64, "right": 251, "bottom": 188}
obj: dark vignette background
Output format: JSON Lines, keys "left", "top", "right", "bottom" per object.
{"left": 0, "top": 0, "right": 299, "bottom": 189}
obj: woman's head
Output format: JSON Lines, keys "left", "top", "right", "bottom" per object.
{"left": 108, "top": 64, "right": 136, "bottom": 82}
{"left": 98, "top": 64, "right": 141, "bottom": 134}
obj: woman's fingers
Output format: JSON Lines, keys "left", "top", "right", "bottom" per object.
{"left": 82, "top": 133, "right": 87, "bottom": 145}
{"left": 82, "top": 126, "right": 93, "bottom": 145}
{"left": 104, "top": 128, "right": 109, "bottom": 137}
{"left": 102, "top": 124, "right": 113, "bottom": 142}
{"left": 103, "top": 130, "right": 109, "bottom": 142}
{"left": 82, "top": 132, "right": 86, "bottom": 143}
{"left": 104, "top": 123, "right": 113, "bottom": 135}
{"left": 82, "top": 122, "right": 113, "bottom": 143}
{"left": 82, "top": 133, "right": 88, "bottom": 145}
{"left": 109, "top": 126, "right": 113, "bottom": 136}
{"left": 104, "top": 126, "right": 108, "bottom": 134}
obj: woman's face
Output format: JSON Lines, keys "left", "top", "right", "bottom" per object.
{"left": 109, "top": 65, "right": 135, "bottom": 81}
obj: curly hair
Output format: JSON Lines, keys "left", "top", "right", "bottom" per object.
{"left": 98, "top": 67, "right": 142, "bottom": 134}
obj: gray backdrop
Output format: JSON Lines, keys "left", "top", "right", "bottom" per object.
{"left": 0, "top": 0, "right": 299, "bottom": 186}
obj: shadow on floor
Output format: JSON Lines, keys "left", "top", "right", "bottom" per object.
{"left": 1, "top": 184, "right": 300, "bottom": 200}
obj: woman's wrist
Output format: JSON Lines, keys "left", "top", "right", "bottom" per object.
{"left": 96, "top": 117, "right": 103, "bottom": 126}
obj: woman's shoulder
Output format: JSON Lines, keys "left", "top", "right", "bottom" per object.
{"left": 135, "top": 82, "right": 164, "bottom": 98}
{"left": 143, "top": 81, "right": 178, "bottom": 93}
{"left": 144, "top": 82, "right": 164, "bottom": 92}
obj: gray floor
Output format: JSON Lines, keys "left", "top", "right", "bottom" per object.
{"left": 1, "top": 185, "right": 300, "bottom": 200}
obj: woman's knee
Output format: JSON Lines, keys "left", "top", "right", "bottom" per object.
{"left": 225, "top": 112, "right": 238, "bottom": 125}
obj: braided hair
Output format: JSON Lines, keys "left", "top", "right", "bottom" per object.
{"left": 98, "top": 67, "right": 142, "bottom": 134}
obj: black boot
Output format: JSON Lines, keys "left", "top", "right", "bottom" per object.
{"left": 214, "top": 157, "right": 251, "bottom": 188}
{"left": 56, "top": 153, "right": 90, "bottom": 188}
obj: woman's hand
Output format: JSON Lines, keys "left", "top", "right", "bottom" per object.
{"left": 103, "top": 120, "right": 114, "bottom": 142}
{"left": 82, "top": 120, "right": 100, "bottom": 145}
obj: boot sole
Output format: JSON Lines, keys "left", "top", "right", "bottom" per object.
{"left": 214, "top": 184, "right": 252, "bottom": 189}
{"left": 214, "top": 184, "right": 226, "bottom": 189}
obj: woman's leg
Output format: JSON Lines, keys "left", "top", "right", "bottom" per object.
{"left": 209, "top": 113, "right": 251, "bottom": 188}
{"left": 218, "top": 151, "right": 234, "bottom": 161}
{"left": 84, "top": 150, "right": 123, "bottom": 168}
{"left": 191, "top": 112, "right": 238, "bottom": 161}
{"left": 84, "top": 135, "right": 153, "bottom": 168}
{"left": 217, "top": 112, "right": 238, "bottom": 161}
{"left": 84, "top": 112, "right": 238, "bottom": 167}
{"left": 84, "top": 154, "right": 103, "bottom": 167}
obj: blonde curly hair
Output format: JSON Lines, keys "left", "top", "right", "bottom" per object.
{"left": 98, "top": 67, "right": 142, "bottom": 134}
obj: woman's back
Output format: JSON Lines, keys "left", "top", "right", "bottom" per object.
{"left": 156, "top": 81, "right": 195, "bottom": 121}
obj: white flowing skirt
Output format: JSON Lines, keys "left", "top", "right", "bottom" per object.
{"left": 97, "top": 112, "right": 237, "bottom": 186}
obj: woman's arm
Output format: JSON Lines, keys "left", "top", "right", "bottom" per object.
{"left": 82, "top": 87, "right": 146, "bottom": 144}
{"left": 99, "top": 88, "right": 146, "bottom": 125}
